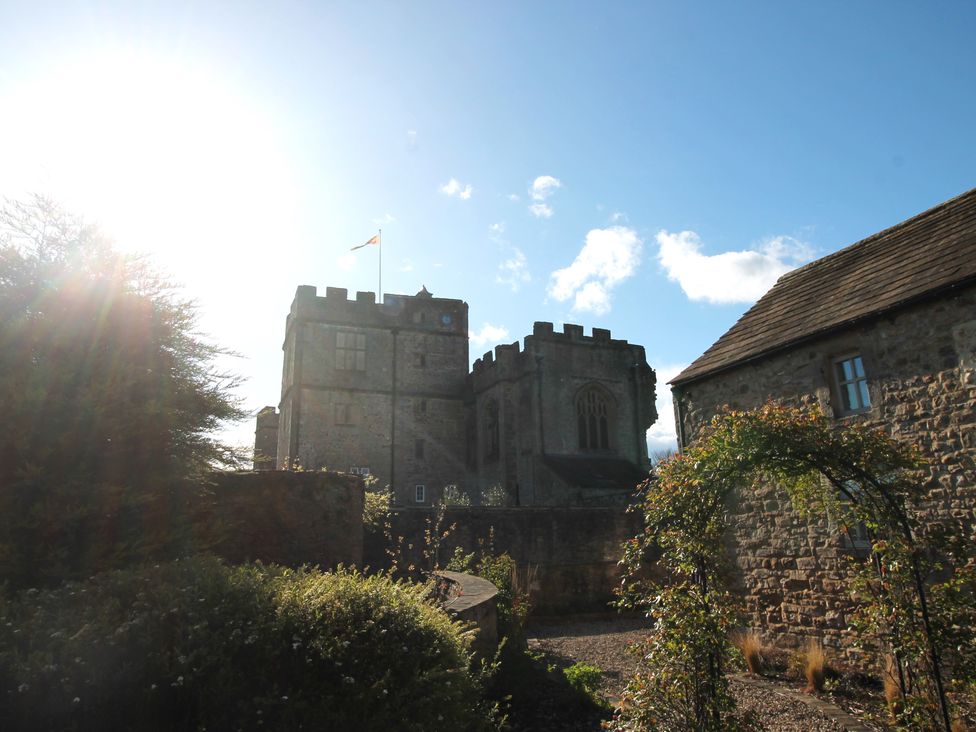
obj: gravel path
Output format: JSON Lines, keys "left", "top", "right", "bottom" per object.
{"left": 525, "top": 616, "right": 875, "bottom": 732}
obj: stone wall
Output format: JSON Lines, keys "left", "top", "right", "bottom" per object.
{"left": 275, "top": 285, "right": 470, "bottom": 506}
{"left": 674, "top": 285, "right": 976, "bottom": 659}
{"left": 364, "top": 506, "right": 643, "bottom": 614}
{"left": 195, "top": 471, "right": 364, "bottom": 568}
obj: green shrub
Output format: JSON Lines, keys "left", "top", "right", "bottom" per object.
{"left": 0, "top": 557, "right": 497, "bottom": 731}
{"left": 564, "top": 661, "right": 604, "bottom": 697}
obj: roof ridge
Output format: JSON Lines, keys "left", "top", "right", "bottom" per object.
{"left": 673, "top": 187, "right": 976, "bottom": 385}
{"left": 777, "top": 187, "right": 976, "bottom": 283}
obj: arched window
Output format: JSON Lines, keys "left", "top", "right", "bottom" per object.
{"left": 576, "top": 385, "right": 612, "bottom": 450}
{"left": 484, "top": 399, "right": 500, "bottom": 461}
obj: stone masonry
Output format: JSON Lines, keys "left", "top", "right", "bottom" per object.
{"left": 671, "top": 189, "right": 976, "bottom": 660}
{"left": 256, "top": 285, "right": 656, "bottom": 507}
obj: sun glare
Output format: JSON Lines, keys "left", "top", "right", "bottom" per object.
{"left": 0, "top": 48, "right": 300, "bottom": 295}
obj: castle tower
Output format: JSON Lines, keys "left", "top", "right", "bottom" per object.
{"left": 275, "top": 285, "right": 469, "bottom": 506}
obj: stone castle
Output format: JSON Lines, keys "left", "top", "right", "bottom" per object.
{"left": 255, "top": 284, "right": 657, "bottom": 506}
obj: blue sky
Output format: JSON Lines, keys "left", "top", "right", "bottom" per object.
{"left": 1, "top": 2, "right": 974, "bottom": 455}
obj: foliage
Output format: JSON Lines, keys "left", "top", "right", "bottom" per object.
{"left": 0, "top": 196, "right": 246, "bottom": 587}
{"left": 363, "top": 486, "right": 392, "bottom": 531}
{"left": 443, "top": 484, "right": 472, "bottom": 506}
{"left": 615, "top": 403, "right": 975, "bottom": 731}
{"left": 0, "top": 195, "right": 244, "bottom": 487}
{"left": 481, "top": 484, "right": 508, "bottom": 506}
{"left": 0, "top": 556, "right": 498, "bottom": 731}
{"left": 563, "top": 661, "right": 605, "bottom": 700}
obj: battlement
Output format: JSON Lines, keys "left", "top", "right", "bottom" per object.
{"left": 289, "top": 284, "right": 467, "bottom": 334}
{"left": 530, "top": 321, "right": 628, "bottom": 345}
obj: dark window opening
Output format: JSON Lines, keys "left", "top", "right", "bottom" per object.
{"left": 576, "top": 386, "right": 611, "bottom": 450}
{"left": 484, "top": 400, "right": 500, "bottom": 461}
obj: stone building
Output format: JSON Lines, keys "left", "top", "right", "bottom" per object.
{"left": 670, "top": 187, "right": 976, "bottom": 653}
{"left": 255, "top": 284, "right": 656, "bottom": 507}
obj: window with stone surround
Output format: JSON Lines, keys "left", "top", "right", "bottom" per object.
{"left": 335, "top": 402, "right": 355, "bottom": 425}
{"left": 484, "top": 399, "right": 499, "bottom": 461}
{"left": 576, "top": 384, "right": 612, "bottom": 450}
{"left": 832, "top": 353, "right": 871, "bottom": 414}
{"left": 349, "top": 466, "right": 370, "bottom": 476}
{"left": 415, "top": 484, "right": 426, "bottom": 503}
{"left": 336, "top": 331, "right": 366, "bottom": 371}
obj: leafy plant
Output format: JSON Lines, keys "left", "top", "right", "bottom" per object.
{"left": 614, "top": 404, "right": 975, "bottom": 731}
{"left": 564, "top": 661, "right": 606, "bottom": 702}
{"left": 0, "top": 557, "right": 499, "bottom": 731}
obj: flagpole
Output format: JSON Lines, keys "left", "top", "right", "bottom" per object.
{"left": 378, "top": 229, "right": 382, "bottom": 303}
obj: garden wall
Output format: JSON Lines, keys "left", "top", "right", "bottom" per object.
{"left": 197, "top": 470, "right": 364, "bottom": 568}
{"left": 365, "top": 506, "right": 642, "bottom": 614}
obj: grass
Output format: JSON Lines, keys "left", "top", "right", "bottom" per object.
{"left": 803, "top": 639, "right": 826, "bottom": 693}
{"left": 735, "top": 631, "right": 764, "bottom": 675}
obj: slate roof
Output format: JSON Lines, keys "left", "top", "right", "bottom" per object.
{"left": 672, "top": 188, "right": 976, "bottom": 386}
{"left": 542, "top": 455, "right": 648, "bottom": 490}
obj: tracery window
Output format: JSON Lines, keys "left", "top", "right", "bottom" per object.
{"left": 576, "top": 385, "right": 611, "bottom": 450}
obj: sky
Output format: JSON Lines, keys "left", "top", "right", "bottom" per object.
{"left": 1, "top": 1, "right": 974, "bottom": 457}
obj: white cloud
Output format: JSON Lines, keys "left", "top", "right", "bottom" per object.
{"left": 508, "top": 193, "right": 520, "bottom": 202}
{"left": 469, "top": 323, "right": 510, "bottom": 349}
{"left": 609, "top": 211, "right": 627, "bottom": 223}
{"left": 489, "top": 221, "right": 505, "bottom": 235}
{"left": 440, "top": 178, "right": 473, "bottom": 200}
{"left": 337, "top": 253, "right": 356, "bottom": 271}
{"left": 529, "top": 202, "right": 553, "bottom": 219}
{"left": 656, "top": 230, "right": 812, "bottom": 304}
{"left": 530, "top": 175, "right": 561, "bottom": 200}
{"left": 645, "top": 362, "right": 687, "bottom": 459}
{"left": 573, "top": 281, "right": 611, "bottom": 315}
{"left": 496, "top": 248, "right": 530, "bottom": 292}
{"left": 548, "top": 226, "right": 642, "bottom": 315}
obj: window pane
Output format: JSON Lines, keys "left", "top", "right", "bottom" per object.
{"left": 841, "top": 359, "right": 854, "bottom": 381}
{"left": 356, "top": 334, "right": 365, "bottom": 349}
{"left": 858, "top": 380, "right": 871, "bottom": 407}
{"left": 356, "top": 351, "right": 366, "bottom": 371}
{"left": 852, "top": 356, "right": 865, "bottom": 378}
{"left": 845, "top": 383, "right": 859, "bottom": 410}
{"left": 337, "top": 332, "right": 346, "bottom": 348}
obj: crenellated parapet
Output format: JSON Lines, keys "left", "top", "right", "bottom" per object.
{"left": 286, "top": 285, "right": 468, "bottom": 337}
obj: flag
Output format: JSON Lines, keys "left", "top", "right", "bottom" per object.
{"left": 351, "top": 234, "right": 380, "bottom": 251}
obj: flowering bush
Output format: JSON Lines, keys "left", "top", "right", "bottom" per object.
{"left": 0, "top": 557, "right": 497, "bottom": 731}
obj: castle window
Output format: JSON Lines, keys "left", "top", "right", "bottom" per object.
{"left": 335, "top": 402, "right": 355, "bottom": 425}
{"left": 833, "top": 354, "right": 870, "bottom": 414}
{"left": 415, "top": 484, "right": 426, "bottom": 503}
{"left": 349, "top": 466, "right": 370, "bottom": 476}
{"left": 484, "top": 399, "right": 499, "bottom": 461}
{"left": 576, "top": 385, "right": 612, "bottom": 450}
{"left": 336, "top": 331, "right": 366, "bottom": 371}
